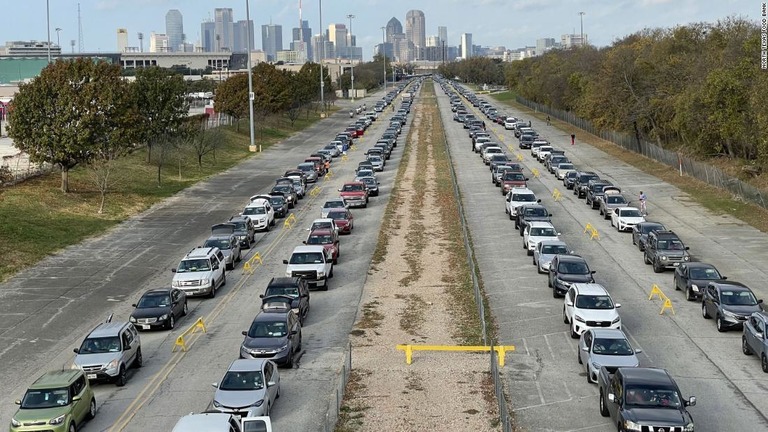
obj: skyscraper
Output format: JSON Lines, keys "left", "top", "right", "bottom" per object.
{"left": 165, "top": 9, "right": 183, "bottom": 52}
{"left": 405, "top": 10, "right": 426, "bottom": 58}
{"left": 201, "top": 20, "right": 215, "bottom": 52}
{"left": 291, "top": 20, "right": 312, "bottom": 60}
{"left": 385, "top": 17, "right": 403, "bottom": 44}
{"left": 461, "top": 33, "right": 473, "bottom": 59}
{"left": 261, "top": 24, "right": 283, "bottom": 61}
{"left": 214, "top": 8, "right": 234, "bottom": 51}
{"left": 233, "top": 20, "right": 254, "bottom": 53}
{"left": 438, "top": 26, "right": 447, "bottom": 47}
{"left": 149, "top": 32, "right": 169, "bottom": 53}
{"left": 117, "top": 28, "right": 128, "bottom": 52}
{"left": 328, "top": 24, "right": 347, "bottom": 58}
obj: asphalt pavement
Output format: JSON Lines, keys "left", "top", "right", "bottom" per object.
{"left": 436, "top": 84, "right": 768, "bottom": 431}
{"left": 0, "top": 89, "right": 413, "bottom": 431}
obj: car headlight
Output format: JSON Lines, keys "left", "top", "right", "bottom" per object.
{"left": 49, "top": 414, "right": 66, "bottom": 425}
{"left": 11, "top": 417, "right": 20, "bottom": 427}
{"left": 129, "top": 316, "right": 136, "bottom": 323}
{"left": 660, "top": 255, "right": 668, "bottom": 261}
{"left": 684, "top": 422, "right": 694, "bottom": 432}
{"left": 691, "top": 284, "right": 700, "bottom": 292}
{"left": 624, "top": 420, "right": 642, "bottom": 431}
{"left": 591, "top": 362, "right": 601, "bottom": 370}
{"left": 723, "top": 310, "right": 738, "bottom": 319}
{"left": 251, "top": 399, "right": 264, "bottom": 407}
{"left": 212, "top": 400, "right": 222, "bottom": 408}
{"left": 239, "top": 235, "right": 246, "bottom": 240}
{"left": 611, "top": 316, "right": 621, "bottom": 324}
{"left": 559, "top": 280, "right": 572, "bottom": 288}
{"left": 317, "top": 271, "right": 325, "bottom": 277}
{"left": 292, "top": 307, "right": 300, "bottom": 314}
{"left": 684, "top": 256, "right": 690, "bottom": 261}
{"left": 159, "top": 314, "right": 168, "bottom": 321}
{"left": 106, "top": 358, "right": 119, "bottom": 370}
{"left": 201, "top": 278, "right": 210, "bottom": 285}
{"left": 574, "top": 315, "right": 585, "bottom": 323}
{"left": 276, "top": 344, "right": 289, "bottom": 353}
{"left": 285, "top": 271, "right": 292, "bottom": 277}
{"left": 172, "top": 280, "right": 180, "bottom": 287}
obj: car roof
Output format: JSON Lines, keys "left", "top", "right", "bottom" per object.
{"left": 292, "top": 245, "right": 326, "bottom": 254}
{"left": 173, "top": 413, "right": 236, "bottom": 430}
{"left": 88, "top": 321, "right": 129, "bottom": 338}
{"left": 253, "top": 308, "right": 292, "bottom": 321}
{"left": 528, "top": 221, "right": 555, "bottom": 228}
{"left": 143, "top": 288, "right": 173, "bottom": 296}
{"left": 309, "top": 228, "right": 333, "bottom": 236}
{"left": 557, "top": 254, "right": 586, "bottom": 263}
{"left": 684, "top": 262, "right": 717, "bottom": 269}
{"left": 618, "top": 368, "right": 674, "bottom": 386}
{"left": 511, "top": 187, "right": 535, "bottom": 194}
{"left": 572, "top": 283, "right": 609, "bottom": 296}
{"left": 651, "top": 230, "right": 680, "bottom": 238}
{"left": 227, "top": 358, "right": 267, "bottom": 372}
{"left": 538, "top": 239, "right": 567, "bottom": 247}
{"left": 343, "top": 181, "right": 365, "bottom": 186}
{"left": 711, "top": 281, "right": 751, "bottom": 291}
{"left": 590, "top": 328, "right": 628, "bottom": 339}
{"left": 29, "top": 370, "right": 82, "bottom": 388}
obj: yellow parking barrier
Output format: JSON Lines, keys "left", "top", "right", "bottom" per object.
{"left": 531, "top": 168, "right": 540, "bottom": 178}
{"left": 649, "top": 284, "right": 675, "bottom": 315}
{"left": 341, "top": 154, "right": 349, "bottom": 162}
{"left": 396, "top": 344, "right": 516, "bottom": 367}
{"left": 552, "top": 188, "right": 562, "bottom": 201}
{"left": 507, "top": 144, "right": 515, "bottom": 152}
{"left": 242, "top": 251, "right": 263, "bottom": 275}
{"left": 516, "top": 153, "right": 524, "bottom": 161}
{"left": 324, "top": 170, "right": 334, "bottom": 180}
{"left": 583, "top": 223, "right": 600, "bottom": 240}
{"left": 283, "top": 213, "right": 297, "bottom": 230}
{"left": 309, "top": 186, "right": 321, "bottom": 197}
{"left": 172, "top": 318, "right": 207, "bottom": 352}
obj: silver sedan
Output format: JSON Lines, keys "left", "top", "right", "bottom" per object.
{"left": 578, "top": 329, "right": 641, "bottom": 384}
{"left": 210, "top": 358, "right": 280, "bottom": 417}
{"left": 532, "top": 240, "right": 571, "bottom": 274}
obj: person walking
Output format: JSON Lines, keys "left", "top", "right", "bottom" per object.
{"left": 482, "top": 121, "right": 486, "bottom": 130}
{"left": 638, "top": 191, "right": 648, "bottom": 215}
{"left": 546, "top": 115, "right": 551, "bottom": 126}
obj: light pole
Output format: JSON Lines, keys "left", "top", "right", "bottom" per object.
{"left": 319, "top": 0, "right": 325, "bottom": 114}
{"left": 347, "top": 14, "right": 355, "bottom": 102}
{"left": 46, "top": 0, "right": 51, "bottom": 63}
{"left": 245, "top": 0, "right": 257, "bottom": 152}
{"left": 55, "top": 28, "right": 62, "bottom": 48}
{"left": 381, "top": 26, "right": 386, "bottom": 89}
{"left": 578, "top": 12, "right": 586, "bottom": 46}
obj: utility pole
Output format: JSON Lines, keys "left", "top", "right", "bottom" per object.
{"left": 347, "top": 14, "right": 355, "bottom": 102}
{"left": 319, "top": 0, "right": 325, "bottom": 115}
{"left": 578, "top": 12, "right": 586, "bottom": 47}
{"left": 381, "top": 27, "right": 386, "bottom": 89}
{"left": 46, "top": 0, "right": 51, "bottom": 63}
{"left": 55, "top": 28, "right": 62, "bottom": 48}
{"left": 245, "top": 0, "right": 257, "bottom": 152}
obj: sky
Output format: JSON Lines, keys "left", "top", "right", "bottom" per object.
{"left": 0, "top": 0, "right": 756, "bottom": 59}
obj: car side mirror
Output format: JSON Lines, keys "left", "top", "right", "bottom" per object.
{"left": 566, "top": 301, "right": 573, "bottom": 307}
{"left": 759, "top": 299, "right": 764, "bottom": 304}
{"left": 581, "top": 346, "right": 589, "bottom": 352}
{"left": 525, "top": 178, "right": 530, "bottom": 181}
{"left": 212, "top": 382, "right": 218, "bottom": 388}
{"left": 171, "top": 268, "right": 177, "bottom": 273}
{"left": 549, "top": 214, "right": 553, "bottom": 217}
{"left": 132, "top": 303, "right": 138, "bottom": 308}
{"left": 537, "top": 199, "right": 542, "bottom": 203}
{"left": 213, "top": 264, "right": 219, "bottom": 270}
{"left": 302, "top": 241, "right": 307, "bottom": 244}
{"left": 291, "top": 330, "right": 298, "bottom": 335}
{"left": 686, "top": 396, "right": 696, "bottom": 407}
{"left": 283, "top": 259, "right": 289, "bottom": 265}
{"left": 259, "top": 294, "right": 264, "bottom": 299}
{"left": 722, "top": 276, "right": 728, "bottom": 280}
{"left": 607, "top": 393, "right": 616, "bottom": 403}
{"left": 73, "top": 348, "right": 80, "bottom": 354}
{"left": 241, "top": 330, "right": 248, "bottom": 336}
{"left": 634, "top": 348, "right": 643, "bottom": 354}
{"left": 338, "top": 189, "right": 342, "bottom": 192}
{"left": 72, "top": 395, "right": 82, "bottom": 402}
{"left": 591, "top": 270, "right": 597, "bottom": 274}
{"left": 14, "top": 400, "right": 20, "bottom": 405}
{"left": 685, "top": 246, "right": 690, "bottom": 250}
{"left": 557, "top": 233, "right": 562, "bottom": 236}
{"left": 757, "top": 332, "right": 765, "bottom": 339}
{"left": 615, "top": 303, "right": 621, "bottom": 308}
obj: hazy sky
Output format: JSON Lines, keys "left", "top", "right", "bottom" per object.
{"left": 2, "top": 0, "right": 756, "bottom": 58}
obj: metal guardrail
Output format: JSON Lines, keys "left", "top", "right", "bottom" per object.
{"left": 396, "top": 344, "right": 515, "bottom": 367}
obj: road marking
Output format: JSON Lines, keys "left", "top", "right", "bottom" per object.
{"left": 543, "top": 334, "right": 557, "bottom": 360}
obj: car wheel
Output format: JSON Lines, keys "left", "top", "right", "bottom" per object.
{"left": 643, "top": 254, "right": 650, "bottom": 265}
{"left": 563, "top": 307, "right": 569, "bottom": 324}
{"left": 226, "top": 261, "right": 234, "bottom": 271}
{"left": 509, "top": 212, "right": 513, "bottom": 221}
{"left": 69, "top": 423, "right": 77, "bottom": 432}
{"left": 222, "top": 272, "right": 227, "bottom": 286}
{"left": 570, "top": 324, "right": 579, "bottom": 339}
{"left": 266, "top": 222, "right": 271, "bottom": 232}
{"left": 652, "top": 260, "right": 664, "bottom": 273}
{"left": 587, "top": 370, "right": 592, "bottom": 383}
{"left": 115, "top": 366, "right": 127, "bottom": 387}
{"left": 762, "top": 354, "right": 768, "bottom": 373}
{"left": 135, "top": 348, "right": 143, "bottom": 368}
{"left": 743, "top": 336, "right": 753, "bottom": 355}
{"left": 182, "top": 301, "right": 188, "bottom": 316}
{"left": 168, "top": 315, "right": 175, "bottom": 330}
{"left": 578, "top": 350, "right": 582, "bottom": 364}
{"left": 276, "top": 384, "right": 281, "bottom": 399}
{"left": 87, "top": 397, "right": 97, "bottom": 419}
{"left": 532, "top": 256, "right": 536, "bottom": 265}
{"left": 599, "top": 391, "right": 610, "bottom": 417}
{"left": 285, "top": 349, "right": 294, "bottom": 368}
{"left": 209, "top": 284, "right": 216, "bottom": 298}
{"left": 548, "top": 276, "right": 553, "bottom": 288}
{"left": 685, "top": 288, "right": 694, "bottom": 302}
{"left": 552, "top": 287, "right": 558, "bottom": 298}
{"left": 716, "top": 316, "right": 727, "bottom": 332}
{"left": 701, "top": 303, "right": 711, "bottom": 319}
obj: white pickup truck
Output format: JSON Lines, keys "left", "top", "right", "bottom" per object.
{"left": 283, "top": 245, "right": 334, "bottom": 290}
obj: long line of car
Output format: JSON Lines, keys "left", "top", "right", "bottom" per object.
{"left": 8, "top": 80, "right": 419, "bottom": 432}
{"left": 437, "top": 77, "right": 768, "bottom": 431}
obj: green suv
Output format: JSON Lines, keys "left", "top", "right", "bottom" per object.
{"left": 10, "top": 369, "right": 96, "bottom": 432}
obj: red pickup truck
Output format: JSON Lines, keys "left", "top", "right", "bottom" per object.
{"left": 338, "top": 182, "right": 369, "bottom": 208}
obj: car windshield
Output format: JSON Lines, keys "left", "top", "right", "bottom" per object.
{"left": 269, "top": 197, "right": 285, "bottom": 206}
{"left": 247, "top": 321, "right": 288, "bottom": 338}
{"left": 525, "top": 208, "right": 548, "bottom": 217}
{"left": 531, "top": 227, "right": 557, "bottom": 237}
{"left": 137, "top": 294, "right": 171, "bottom": 308}
{"left": 606, "top": 196, "right": 627, "bottom": 204}
{"left": 307, "top": 235, "right": 332, "bottom": 244}
{"left": 504, "top": 173, "right": 525, "bottom": 181}
{"left": 558, "top": 164, "right": 574, "bottom": 170}
{"left": 641, "top": 224, "right": 664, "bottom": 234}
{"left": 289, "top": 252, "right": 325, "bottom": 264}
{"left": 327, "top": 211, "right": 348, "bottom": 220}
{"left": 566, "top": 172, "right": 578, "bottom": 178}
{"left": 204, "top": 239, "right": 232, "bottom": 250}
{"left": 592, "top": 338, "right": 635, "bottom": 356}
{"left": 624, "top": 386, "right": 682, "bottom": 408}
{"left": 220, "top": 370, "right": 264, "bottom": 391}
{"left": 266, "top": 286, "right": 299, "bottom": 297}
{"left": 689, "top": 267, "right": 721, "bottom": 279}
{"left": 78, "top": 336, "right": 121, "bottom": 354}
{"left": 298, "top": 164, "right": 313, "bottom": 172}
{"left": 232, "top": 221, "right": 248, "bottom": 231}
{"left": 243, "top": 207, "right": 266, "bottom": 215}
{"left": 177, "top": 259, "right": 211, "bottom": 272}
{"left": 273, "top": 186, "right": 291, "bottom": 193}
{"left": 361, "top": 178, "right": 376, "bottom": 186}
{"left": 558, "top": 261, "right": 590, "bottom": 274}
{"left": 721, "top": 290, "right": 759, "bottom": 306}
{"left": 21, "top": 388, "right": 70, "bottom": 409}
{"left": 575, "top": 294, "right": 614, "bottom": 309}
{"left": 657, "top": 239, "right": 684, "bottom": 250}
{"left": 311, "top": 222, "right": 332, "bottom": 231}
{"left": 542, "top": 245, "right": 569, "bottom": 255}
{"left": 620, "top": 209, "right": 643, "bottom": 218}
{"left": 342, "top": 184, "right": 364, "bottom": 192}
{"left": 513, "top": 194, "right": 537, "bottom": 202}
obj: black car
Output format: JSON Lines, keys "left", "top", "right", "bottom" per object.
{"left": 271, "top": 184, "right": 297, "bottom": 208}
{"left": 240, "top": 308, "right": 302, "bottom": 367}
{"left": 574, "top": 171, "right": 600, "bottom": 198}
{"left": 228, "top": 215, "right": 256, "bottom": 248}
{"left": 359, "top": 176, "right": 380, "bottom": 196}
{"left": 563, "top": 171, "right": 579, "bottom": 189}
{"left": 702, "top": 281, "right": 764, "bottom": 332}
{"left": 267, "top": 195, "right": 288, "bottom": 218}
{"left": 515, "top": 204, "right": 552, "bottom": 234}
{"left": 261, "top": 277, "right": 310, "bottom": 325}
{"left": 585, "top": 181, "right": 613, "bottom": 209}
{"left": 519, "top": 134, "right": 536, "bottom": 149}
{"left": 548, "top": 254, "right": 596, "bottom": 298}
{"left": 631, "top": 221, "right": 666, "bottom": 251}
{"left": 674, "top": 262, "right": 727, "bottom": 301}
{"left": 130, "top": 288, "right": 188, "bottom": 330}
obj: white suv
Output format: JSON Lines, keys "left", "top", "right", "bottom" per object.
{"left": 505, "top": 187, "right": 539, "bottom": 219}
{"left": 563, "top": 283, "right": 621, "bottom": 338}
{"left": 171, "top": 247, "right": 227, "bottom": 298}
{"left": 504, "top": 117, "right": 517, "bottom": 130}
{"left": 523, "top": 221, "right": 560, "bottom": 256}
{"left": 242, "top": 197, "right": 275, "bottom": 232}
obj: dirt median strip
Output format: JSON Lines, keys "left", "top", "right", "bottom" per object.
{"left": 336, "top": 80, "right": 499, "bottom": 432}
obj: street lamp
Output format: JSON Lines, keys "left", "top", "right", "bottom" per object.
{"left": 347, "top": 14, "right": 355, "bottom": 102}
{"left": 55, "top": 28, "right": 62, "bottom": 48}
{"left": 46, "top": 0, "right": 51, "bottom": 63}
{"left": 245, "top": 0, "right": 257, "bottom": 152}
{"left": 578, "top": 12, "right": 586, "bottom": 46}
{"left": 319, "top": 0, "right": 325, "bottom": 114}
{"left": 381, "top": 26, "right": 386, "bottom": 89}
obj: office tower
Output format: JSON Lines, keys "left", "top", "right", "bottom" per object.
{"left": 426, "top": 36, "right": 439, "bottom": 47}
{"left": 536, "top": 38, "right": 556, "bottom": 55}
{"left": 214, "top": 8, "right": 234, "bottom": 51}
{"left": 405, "top": 10, "right": 426, "bottom": 58}
{"left": 117, "top": 28, "right": 128, "bottom": 52}
{"left": 386, "top": 17, "right": 402, "bottom": 44}
{"left": 165, "top": 9, "right": 183, "bottom": 52}
{"left": 291, "top": 20, "right": 312, "bottom": 60}
{"left": 233, "top": 20, "right": 254, "bottom": 53}
{"left": 201, "top": 20, "right": 215, "bottom": 52}
{"left": 461, "top": 33, "right": 473, "bottom": 59}
{"left": 149, "top": 32, "right": 169, "bottom": 53}
{"left": 328, "top": 24, "right": 347, "bottom": 58}
{"left": 262, "top": 24, "right": 283, "bottom": 61}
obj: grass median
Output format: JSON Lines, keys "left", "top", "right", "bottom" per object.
{"left": 0, "top": 110, "right": 333, "bottom": 282}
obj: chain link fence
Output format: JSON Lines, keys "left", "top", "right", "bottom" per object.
{"left": 1, "top": 152, "right": 52, "bottom": 185}
{"left": 516, "top": 96, "right": 768, "bottom": 209}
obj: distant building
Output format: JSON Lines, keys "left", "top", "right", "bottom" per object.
{"left": 405, "top": 10, "right": 426, "bottom": 59}
{"left": 120, "top": 51, "right": 230, "bottom": 70}
{"left": 165, "top": 9, "right": 184, "bottom": 52}
{"left": 426, "top": 35, "right": 439, "bottom": 47}
{"left": 374, "top": 42, "right": 394, "bottom": 60}
{"left": 149, "top": 32, "right": 169, "bottom": 53}
{"left": 561, "top": 34, "right": 588, "bottom": 49}
{"left": 460, "top": 33, "right": 473, "bottom": 59}
{"left": 214, "top": 8, "right": 235, "bottom": 51}
{"left": 438, "top": 26, "right": 448, "bottom": 47}
{"left": 291, "top": 20, "right": 312, "bottom": 60}
{"left": 201, "top": 20, "right": 215, "bottom": 52}
{"left": 386, "top": 17, "right": 403, "bottom": 44}
{"left": 328, "top": 24, "right": 347, "bottom": 58}
{"left": 262, "top": 24, "right": 283, "bottom": 61}
{"left": 536, "top": 38, "right": 556, "bottom": 55}
{"left": 233, "top": 20, "right": 254, "bottom": 53}
{"left": 117, "top": 28, "right": 128, "bottom": 53}
{"left": 0, "top": 40, "right": 62, "bottom": 56}
{"left": 276, "top": 50, "right": 304, "bottom": 63}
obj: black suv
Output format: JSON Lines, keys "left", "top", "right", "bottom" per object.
{"left": 548, "top": 254, "right": 596, "bottom": 298}
{"left": 228, "top": 215, "right": 256, "bottom": 248}
{"left": 574, "top": 171, "right": 600, "bottom": 198}
{"left": 585, "top": 180, "right": 613, "bottom": 209}
{"left": 515, "top": 204, "right": 552, "bottom": 234}
{"left": 261, "top": 277, "right": 310, "bottom": 324}
{"left": 643, "top": 230, "right": 691, "bottom": 273}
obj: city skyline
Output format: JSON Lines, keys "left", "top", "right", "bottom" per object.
{"left": 0, "top": 1, "right": 755, "bottom": 60}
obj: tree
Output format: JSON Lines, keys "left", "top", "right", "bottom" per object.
{"left": 8, "top": 58, "right": 136, "bottom": 192}
{"left": 214, "top": 74, "right": 249, "bottom": 131}
{"left": 131, "top": 67, "right": 188, "bottom": 162}
{"left": 185, "top": 117, "right": 221, "bottom": 168}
